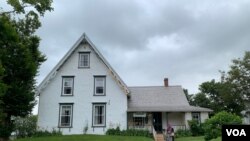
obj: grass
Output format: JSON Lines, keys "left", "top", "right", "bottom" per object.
{"left": 175, "top": 136, "right": 221, "bottom": 141}
{"left": 13, "top": 135, "right": 153, "bottom": 141}
{"left": 13, "top": 135, "right": 222, "bottom": 141}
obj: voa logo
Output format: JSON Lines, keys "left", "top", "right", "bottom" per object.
{"left": 226, "top": 129, "right": 246, "bottom": 136}
{"left": 222, "top": 125, "right": 249, "bottom": 141}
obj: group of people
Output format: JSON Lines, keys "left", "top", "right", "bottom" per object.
{"left": 165, "top": 124, "right": 175, "bottom": 141}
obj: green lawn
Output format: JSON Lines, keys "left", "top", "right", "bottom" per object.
{"left": 13, "top": 135, "right": 153, "bottom": 141}
{"left": 176, "top": 136, "right": 221, "bottom": 141}
{"left": 14, "top": 135, "right": 222, "bottom": 141}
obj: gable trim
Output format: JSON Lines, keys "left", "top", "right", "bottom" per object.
{"left": 36, "top": 33, "right": 130, "bottom": 96}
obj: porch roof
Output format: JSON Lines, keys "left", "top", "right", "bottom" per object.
{"left": 127, "top": 105, "right": 213, "bottom": 112}
{"left": 128, "top": 86, "right": 213, "bottom": 112}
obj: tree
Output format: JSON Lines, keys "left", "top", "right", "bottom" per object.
{"left": 203, "top": 111, "right": 242, "bottom": 141}
{"left": 0, "top": 1, "right": 53, "bottom": 140}
{"left": 183, "top": 89, "right": 193, "bottom": 104}
{"left": 199, "top": 79, "right": 244, "bottom": 116}
{"left": 0, "top": 63, "right": 7, "bottom": 121}
{"left": 190, "top": 92, "right": 211, "bottom": 108}
{"left": 227, "top": 51, "right": 250, "bottom": 101}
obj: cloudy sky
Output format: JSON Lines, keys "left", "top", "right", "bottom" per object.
{"left": 4, "top": 0, "right": 250, "bottom": 113}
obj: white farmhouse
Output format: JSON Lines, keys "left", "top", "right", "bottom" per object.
{"left": 37, "top": 33, "right": 212, "bottom": 135}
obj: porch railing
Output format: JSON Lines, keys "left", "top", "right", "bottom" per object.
{"left": 128, "top": 125, "right": 153, "bottom": 132}
{"left": 152, "top": 126, "right": 157, "bottom": 141}
{"left": 128, "top": 124, "right": 186, "bottom": 133}
{"left": 172, "top": 125, "right": 186, "bottom": 131}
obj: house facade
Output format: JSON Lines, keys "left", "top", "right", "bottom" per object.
{"left": 37, "top": 33, "right": 212, "bottom": 135}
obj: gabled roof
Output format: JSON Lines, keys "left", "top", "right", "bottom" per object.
{"left": 36, "top": 33, "right": 130, "bottom": 95}
{"left": 128, "top": 86, "right": 213, "bottom": 112}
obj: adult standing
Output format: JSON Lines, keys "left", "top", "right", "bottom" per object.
{"left": 166, "top": 124, "right": 175, "bottom": 141}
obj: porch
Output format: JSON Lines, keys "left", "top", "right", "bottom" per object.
{"left": 127, "top": 112, "right": 187, "bottom": 133}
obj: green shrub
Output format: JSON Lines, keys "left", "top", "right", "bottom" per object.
{"left": 13, "top": 115, "right": 62, "bottom": 138}
{"left": 106, "top": 126, "right": 121, "bottom": 135}
{"left": 188, "top": 120, "right": 204, "bottom": 136}
{"left": 175, "top": 129, "right": 192, "bottom": 137}
{"left": 106, "top": 127, "right": 152, "bottom": 138}
{"left": 13, "top": 115, "right": 37, "bottom": 138}
{"left": 32, "top": 129, "right": 62, "bottom": 137}
{"left": 203, "top": 111, "right": 242, "bottom": 141}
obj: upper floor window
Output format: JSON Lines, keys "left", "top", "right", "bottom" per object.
{"left": 79, "top": 52, "right": 90, "bottom": 68}
{"left": 62, "top": 76, "right": 74, "bottom": 96}
{"left": 94, "top": 76, "right": 106, "bottom": 96}
{"left": 59, "top": 103, "right": 73, "bottom": 127}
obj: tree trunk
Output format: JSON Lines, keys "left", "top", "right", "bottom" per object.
{"left": 0, "top": 116, "right": 11, "bottom": 141}
{"left": 0, "top": 137, "right": 9, "bottom": 141}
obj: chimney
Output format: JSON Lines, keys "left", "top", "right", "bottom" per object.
{"left": 164, "top": 78, "right": 169, "bottom": 87}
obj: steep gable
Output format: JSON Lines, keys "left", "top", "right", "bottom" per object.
{"left": 36, "top": 33, "right": 130, "bottom": 95}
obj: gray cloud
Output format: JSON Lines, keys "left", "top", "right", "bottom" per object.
{"left": 36, "top": 0, "right": 250, "bottom": 96}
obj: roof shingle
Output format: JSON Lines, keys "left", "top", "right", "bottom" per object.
{"left": 128, "top": 86, "right": 212, "bottom": 112}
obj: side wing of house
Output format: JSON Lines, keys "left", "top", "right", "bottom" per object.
{"left": 127, "top": 81, "right": 213, "bottom": 133}
{"left": 37, "top": 34, "right": 128, "bottom": 135}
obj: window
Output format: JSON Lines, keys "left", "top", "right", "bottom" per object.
{"left": 94, "top": 76, "right": 106, "bottom": 96}
{"left": 192, "top": 112, "right": 201, "bottom": 123}
{"left": 62, "top": 76, "right": 74, "bottom": 96}
{"left": 79, "top": 52, "right": 90, "bottom": 68}
{"left": 93, "top": 103, "right": 106, "bottom": 127}
{"left": 133, "top": 113, "right": 147, "bottom": 129}
{"left": 59, "top": 104, "right": 73, "bottom": 127}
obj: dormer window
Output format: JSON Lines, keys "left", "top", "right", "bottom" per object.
{"left": 79, "top": 52, "right": 90, "bottom": 68}
{"left": 62, "top": 76, "right": 74, "bottom": 96}
{"left": 94, "top": 76, "right": 106, "bottom": 96}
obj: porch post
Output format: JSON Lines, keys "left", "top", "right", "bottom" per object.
{"left": 162, "top": 112, "right": 167, "bottom": 130}
{"left": 184, "top": 112, "right": 192, "bottom": 129}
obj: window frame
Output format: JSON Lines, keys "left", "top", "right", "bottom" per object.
{"left": 93, "top": 76, "right": 106, "bottom": 96}
{"left": 191, "top": 112, "right": 201, "bottom": 124}
{"left": 92, "top": 103, "right": 106, "bottom": 127}
{"left": 78, "top": 52, "right": 90, "bottom": 68}
{"left": 61, "top": 76, "right": 74, "bottom": 96}
{"left": 132, "top": 112, "right": 147, "bottom": 129}
{"left": 58, "top": 103, "right": 74, "bottom": 128}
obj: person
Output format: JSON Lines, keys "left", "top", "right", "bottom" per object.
{"left": 171, "top": 127, "right": 175, "bottom": 141}
{"left": 166, "top": 123, "right": 174, "bottom": 141}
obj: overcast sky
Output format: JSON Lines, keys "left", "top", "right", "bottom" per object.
{"left": 3, "top": 0, "right": 250, "bottom": 113}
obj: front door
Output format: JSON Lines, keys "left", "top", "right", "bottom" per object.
{"left": 153, "top": 112, "right": 162, "bottom": 133}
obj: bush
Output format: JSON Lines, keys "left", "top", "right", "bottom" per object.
{"left": 203, "top": 111, "right": 242, "bottom": 141}
{"left": 106, "top": 127, "right": 152, "bottom": 138}
{"left": 188, "top": 120, "right": 204, "bottom": 136}
{"left": 175, "top": 129, "right": 192, "bottom": 137}
{"left": 32, "top": 129, "right": 62, "bottom": 137}
{"left": 13, "top": 115, "right": 37, "bottom": 138}
{"left": 13, "top": 115, "right": 62, "bottom": 138}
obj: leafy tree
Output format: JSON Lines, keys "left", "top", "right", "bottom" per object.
{"left": 190, "top": 92, "right": 211, "bottom": 108}
{"left": 199, "top": 80, "right": 244, "bottom": 116}
{"left": 227, "top": 51, "right": 250, "bottom": 101}
{"left": 0, "top": 0, "right": 53, "bottom": 140}
{"left": 0, "top": 63, "right": 7, "bottom": 121}
{"left": 184, "top": 88, "right": 211, "bottom": 109}
{"left": 203, "top": 111, "right": 242, "bottom": 141}
{"left": 183, "top": 89, "right": 193, "bottom": 104}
